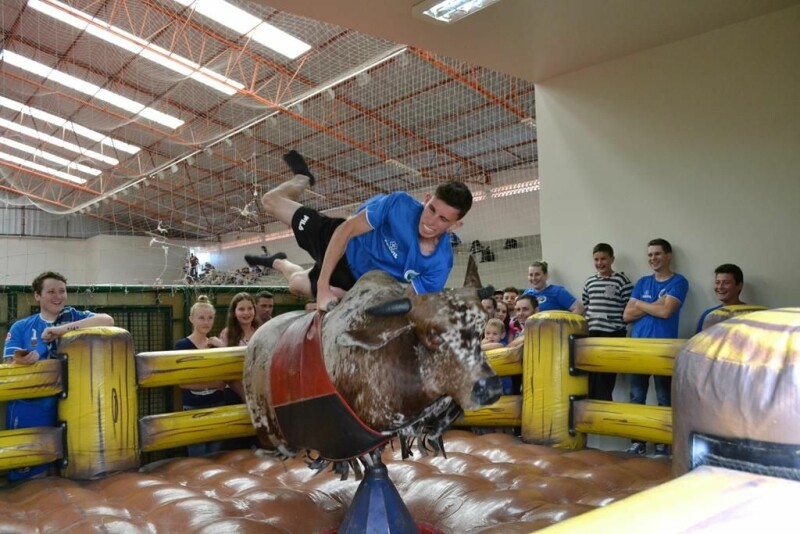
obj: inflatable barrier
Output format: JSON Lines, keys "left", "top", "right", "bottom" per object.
{"left": 2, "top": 306, "right": 798, "bottom": 532}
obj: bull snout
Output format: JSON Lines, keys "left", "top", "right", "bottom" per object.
{"left": 470, "top": 375, "right": 503, "bottom": 407}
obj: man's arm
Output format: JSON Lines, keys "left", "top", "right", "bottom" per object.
{"left": 42, "top": 313, "right": 114, "bottom": 341}
{"left": 623, "top": 298, "right": 646, "bottom": 323}
{"left": 316, "top": 210, "right": 373, "bottom": 311}
{"left": 634, "top": 295, "right": 682, "bottom": 319}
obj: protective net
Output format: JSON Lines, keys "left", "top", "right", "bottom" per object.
{"left": 0, "top": 0, "right": 539, "bottom": 291}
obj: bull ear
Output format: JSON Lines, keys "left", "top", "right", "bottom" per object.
{"left": 477, "top": 286, "right": 495, "bottom": 300}
{"left": 366, "top": 298, "right": 412, "bottom": 316}
{"left": 337, "top": 322, "right": 413, "bottom": 350}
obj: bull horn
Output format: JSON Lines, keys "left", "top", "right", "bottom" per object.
{"left": 366, "top": 298, "right": 412, "bottom": 316}
{"left": 477, "top": 286, "right": 495, "bottom": 300}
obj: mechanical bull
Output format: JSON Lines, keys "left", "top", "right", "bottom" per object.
{"left": 243, "top": 270, "right": 502, "bottom": 463}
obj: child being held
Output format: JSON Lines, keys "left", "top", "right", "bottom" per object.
{"left": 481, "top": 318, "right": 507, "bottom": 351}
{"left": 481, "top": 318, "right": 513, "bottom": 394}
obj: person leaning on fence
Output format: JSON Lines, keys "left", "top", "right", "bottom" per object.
{"left": 2, "top": 271, "right": 114, "bottom": 480}
{"left": 581, "top": 243, "right": 633, "bottom": 401}
{"left": 175, "top": 295, "right": 226, "bottom": 457}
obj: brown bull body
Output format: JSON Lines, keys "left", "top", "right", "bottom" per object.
{"left": 243, "top": 270, "right": 501, "bottom": 461}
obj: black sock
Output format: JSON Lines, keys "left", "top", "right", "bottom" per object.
{"left": 245, "top": 252, "right": 287, "bottom": 269}
{"left": 283, "top": 150, "right": 315, "bottom": 186}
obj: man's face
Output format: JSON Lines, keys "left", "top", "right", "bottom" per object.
{"left": 502, "top": 292, "right": 517, "bottom": 306}
{"left": 593, "top": 252, "right": 614, "bottom": 277}
{"left": 647, "top": 245, "right": 671, "bottom": 273}
{"left": 256, "top": 297, "right": 274, "bottom": 322}
{"left": 514, "top": 299, "right": 535, "bottom": 323}
{"left": 35, "top": 278, "right": 67, "bottom": 318}
{"left": 418, "top": 195, "right": 462, "bottom": 240}
{"left": 714, "top": 273, "right": 742, "bottom": 304}
{"left": 481, "top": 298, "right": 496, "bottom": 318}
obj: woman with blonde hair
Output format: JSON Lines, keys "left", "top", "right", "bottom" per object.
{"left": 175, "top": 295, "right": 225, "bottom": 456}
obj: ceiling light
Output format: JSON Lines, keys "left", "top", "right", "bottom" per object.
{"left": 412, "top": 0, "right": 502, "bottom": 24}
{"left": 0, "top": 95, "right": 139, "bottom": 154}
{"left": 1, "top": 50, "right": 184, "bottom": 129}
{"left": 0, "top": 150, "right": 87, "bottom": 184}
{"left": 174, "top": 0, "right": 311, "bottom": 59}
{"left": 521, "top": 117, "right": 536, "bottom": 128}
{"left": 170, "top": 164, "right": 179, "bottom": 174}
{"left": 0, "top": 137, "right": 101, "bottom": 176}
{"left": 28, "top": 0, "right": 244, "bottom": 96}
{"left": 0, "top": 116, "right": 119, "bottom": 165}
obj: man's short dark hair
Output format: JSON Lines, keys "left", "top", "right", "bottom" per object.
{"left": 515, "top": 294, "right": 537, "bottom": 309}
{"left": 715, "top": 264, "right": 744, "bottom": 285}
{"left": 648, "top": 238, "right": 672, "bottom": 254}
{"left": 435, "top": 181, "right": 473, "bottom": 219}
{"left": 256, "top": 290, "right": 274, "bottom": 300}
{"left": 593, "top": 243, "right": 614, "bottom": 256}
{"left": 32, "top": 271, "right": 67, "bottom": 294}
{"left": 502, "top": 286, "right": 519, "bottom": 295}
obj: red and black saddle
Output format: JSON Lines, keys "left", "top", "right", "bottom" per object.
{"left": 269, "top": 312, "right": 390, "bottom": 461}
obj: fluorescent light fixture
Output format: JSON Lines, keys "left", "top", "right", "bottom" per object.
{"left": 174, "top": 0, "right": 311, "bottom": 59}
{"left": 0, "top": 95, "right": 139, "bottom": 155}
{"left": 0, "top": 116, "right": 119, "bottom": 165}
{"left": 0, "top": 137, "right": 101, "bottom": 176}
{"left": 0, "top": 150, "right": 88, "bottom": 184}
{"left": 413, "top": 0, "right": 502, "bottom": 24}
{"left": 1, "top": 49, "right": 184, "bottom": 129}
{"left": 28, "top": 0, "right": 244, "bottom": 96}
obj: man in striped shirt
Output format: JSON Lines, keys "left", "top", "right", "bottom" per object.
{"left": 581, "top": 243, "right": 633, "bottom": 400}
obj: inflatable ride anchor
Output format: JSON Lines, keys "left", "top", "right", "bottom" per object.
{"left": 338, "top": 449, "right": 433, "bottom": 534}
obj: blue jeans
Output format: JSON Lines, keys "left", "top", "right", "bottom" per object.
{"left": 629, "top": 374, "right": 671, "bottom": 407}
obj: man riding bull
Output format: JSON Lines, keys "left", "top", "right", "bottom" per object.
{"left": 246, "top": 151, "right": 474, "bottom": 311}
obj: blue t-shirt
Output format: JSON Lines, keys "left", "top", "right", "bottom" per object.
{"left": 630, "top": 274, "right": 689, "bottom": 338}
{"left": 696, "top": 304, "right": 722, "bottom": 333}
{"left": 345, "top": 192, "right": 453, "bottom": 294}
{"left": 4, "top": 307, "right": 94, "bottom": 360}
{"left": 522, "top": 284, "right": 577, "bottom": 312}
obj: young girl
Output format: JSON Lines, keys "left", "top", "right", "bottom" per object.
{"left": 496, "top": 300, "right": 512, "bottom": 343}
{"left": 219, "top": 292, "right": 259, "bottom": 408}
{"left": 220, "top": 292, "right": 259, "bottom": 347}
{"left": 175, "top": 295, "right": 225, "bottom": 457}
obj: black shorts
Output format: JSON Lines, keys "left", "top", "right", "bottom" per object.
{"left": 291, "top": 206, "right": 357, "bottom": 297}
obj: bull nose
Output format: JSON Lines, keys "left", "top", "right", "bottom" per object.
{"left": 471, "top": 375, "right": 503, "bottom": 406}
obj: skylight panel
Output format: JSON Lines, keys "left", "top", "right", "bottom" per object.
{"left": 0, "top": 117, "right": 119, "bottom": 166}
{"left": 0, "top": 150, "right": 88, "bottom": 185}
{"left": 28, "top": 0, "right": 244, "bottom": 95}
{"left": 174, "top": 0, "right": 311, "bottom": 59}
{"left": 0, "top": 95, "right": 140, "bottom": 154}
{"left": 1, "top": 50, "right": 185, "bottom": 129}
{"left": 0, "top": 137, "right": 102, "bottom": 176}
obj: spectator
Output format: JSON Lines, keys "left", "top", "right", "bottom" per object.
{"left": 255, "top": 290, "right": 275, "bottom": 324}
{"left": 481, "top": 318, "right": 507, "bottom": 351}
{"left": 481, "top": 296, "right": 498, "bottom": 318}
{"left": 175, "top": 295, "right": 226, "bottom": 457}
{"left": 582, "top": 243, "right": 633, "bottom": 401}
{"left": 508, "top": 294, "right": 537, "bottom": 347}
{"left": 493, "top": 289, "right": 504, "bottom": 303}
{"left": 623, "top": 238, "right": 689, "bottom": 456}
{"left": 502, "top": 287, "right": 519, "bottom": 308}
{"left": 523, "top": 261, "right": 583, "bottom": 314}
{"left": 2, "top": 271, "right": 114, "bottom": 480}
{"left": 696, "top": 264, "right": 745, "bottom": 333}
{"left": 245, "top": 150, "right": 473, "bottom": 311}
{"left": 220, "top": 293, "right": 259, "bottom": 404}
{"left": 495, "top": 300, "right": 512, "bottom": 343}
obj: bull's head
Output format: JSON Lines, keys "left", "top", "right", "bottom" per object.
{"left": 360, "top": 286, "right": 503, "bottom": 410}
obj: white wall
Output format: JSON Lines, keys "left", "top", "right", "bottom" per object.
{"left": 0, "top": 235, "right": 187, "bottom": 286}
{"left": 536, "top": 5, "right": 800, "bottom": 338}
